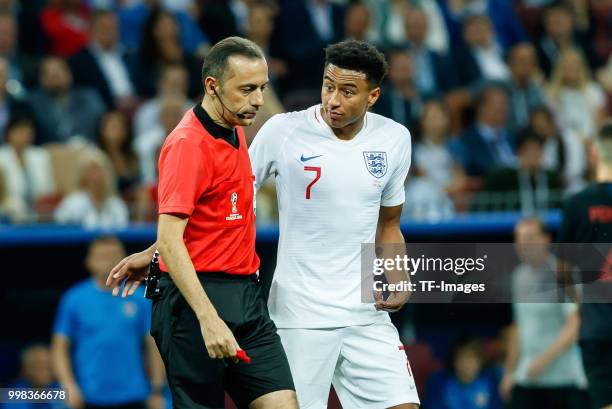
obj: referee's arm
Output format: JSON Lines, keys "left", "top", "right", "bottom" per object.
{"left": 157, "top": 214, "right": 242, "bottom": 360}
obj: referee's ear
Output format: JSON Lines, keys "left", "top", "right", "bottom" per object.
{"left": 204, "top": 76, "right": 218, "bottom": 97}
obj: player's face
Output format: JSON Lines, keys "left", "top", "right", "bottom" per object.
{"left": 211, "top": 55, "right": 269, "bottom": 127}
{"left": 320, "top": 64, "right": 380, "bottom": 130}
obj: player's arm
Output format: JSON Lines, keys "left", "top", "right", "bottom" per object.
{"left": 375, "top": 127, "right": 412, "bottom": 312}
{"left": 157, "top": 214, "right": 241, "bottom": 360}
{"left": 374, "top": 204, "right": 411, "bottom": 312}
{"left": 526, "top": 309, "right": 580, "bottom": 379}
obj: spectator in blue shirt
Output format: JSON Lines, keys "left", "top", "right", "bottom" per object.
{"left": 428, "top": 339, "right": 502, "bottom": 409}
{"left": 51, "top": 236, "right": 165, "bottom": 409}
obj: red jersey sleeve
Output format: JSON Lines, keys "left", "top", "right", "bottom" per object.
{"left": 158, "top": 134, "right": 210, "bottom": 216}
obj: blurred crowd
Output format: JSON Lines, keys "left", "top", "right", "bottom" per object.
{"left": 0, "top": 0, "right": 611, "bottom": 227}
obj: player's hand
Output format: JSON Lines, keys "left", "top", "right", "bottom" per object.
{"left": 374, "top": 289, "right": 410, "bottom": 312}
{"left": 66, "top": 382, "right": 84, "bottom": 409}
{"left": 106, "top": 251, "right": 152, "bottom": 297}
{"left": 499, "top": 373, "right": 515, "bottom": 401}
{"left": 526, "top": 355, "right": 549, "bottom": 379}
{"left": 199, "top": 315, "right": 241, "bottom": 362}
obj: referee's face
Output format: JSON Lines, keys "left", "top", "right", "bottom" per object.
{"left": 215, "top": 55, "right": 269, "bottom": 127}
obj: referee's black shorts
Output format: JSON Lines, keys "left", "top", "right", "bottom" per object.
{"left": 150, "top": 273, "right": 295, "bottom": 409}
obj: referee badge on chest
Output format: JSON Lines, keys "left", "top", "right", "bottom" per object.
{"left": 363, "top": 151, "right": 388, "bottom": 178}
{"left": 231, "top": 192, "right": 238, "bottom": 213}
{"left": 226, "top": 191, "right": 243, "bottom": 221}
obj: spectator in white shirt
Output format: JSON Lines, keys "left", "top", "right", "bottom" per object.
{"left": 54, "top": 151, "right": 128, "bottom": 229}
{"left": 0, "top": 115, "right": 56, "bottom": 219}
{"left": 132, "top": 63, "right": 192, "bottom": 137}
{"left": 134, "top": 97, "right": 184, "bottom": 184}
{"left": 546, "top": 48, "right": 607, "bottom": 141}
{"left": 0, "top": 167, "right": 28, "bottom": 224}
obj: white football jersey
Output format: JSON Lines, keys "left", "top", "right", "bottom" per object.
{"left": 249, "top": 105, "right": 412, "bottom": 328}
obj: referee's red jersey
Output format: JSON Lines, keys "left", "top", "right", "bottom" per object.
{"left": 157, "top": 104, "right": 259, "bottom": 275}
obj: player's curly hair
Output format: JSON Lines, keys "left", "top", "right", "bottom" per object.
{"left": 324, "top": 40, "right": 388, "bottom": 88}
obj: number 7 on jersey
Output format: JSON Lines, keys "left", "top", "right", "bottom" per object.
{"left": 304, "top": 166, "right": 321, "bottom": 199}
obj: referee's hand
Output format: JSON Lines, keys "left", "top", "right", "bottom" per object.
{"left": 106, "top": 251, "right": 151, "bottom": 297}
{"left": 199, "top": 315, "right": 242, "bottom": 362}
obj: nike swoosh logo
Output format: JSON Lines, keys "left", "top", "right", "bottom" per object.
{"left": 300, "top": 154, "right": 323, "bottom": 162}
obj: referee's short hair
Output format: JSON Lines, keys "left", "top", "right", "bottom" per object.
{"left": 596, "top": 119, "right": 612, "bottom": 164}
{"left": 201, "top": 37, "right": 265, "bottom": 84}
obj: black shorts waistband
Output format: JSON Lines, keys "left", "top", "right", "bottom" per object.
{"left": 159, "top": 272, "right": 258, "bottom": 283}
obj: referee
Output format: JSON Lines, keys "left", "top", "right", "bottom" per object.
{"left": 106, "top": 37, "right": 297, "bottom": 409}
{"left": 557, "top": 120, "right": 612, "bottom": 409}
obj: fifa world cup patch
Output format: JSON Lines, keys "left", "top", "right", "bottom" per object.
{"left": 363, "top": 151, "right": 388, "bottom": 178}
{"left": 226, "top": 191, "right": 243, "bottom": 221}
